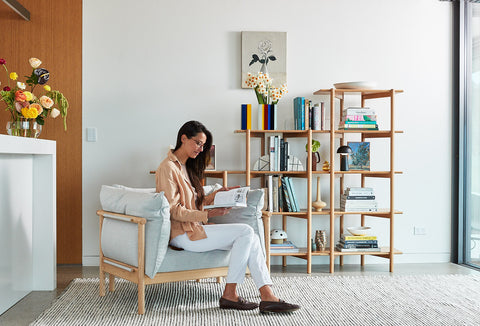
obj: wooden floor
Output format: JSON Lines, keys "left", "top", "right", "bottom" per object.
{"left": 0, "top": 263, "right": 479, "bottom": 326}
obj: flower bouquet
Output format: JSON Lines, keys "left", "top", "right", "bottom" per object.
{"left": 0, "top": 57, "right": 68, "bottom": 137}
{"left": 244, "top": 72, "right": 287, "bottom": 105}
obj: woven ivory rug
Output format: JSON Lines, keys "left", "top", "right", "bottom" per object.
{"left": 31, "top": 274, "right": 480, "bottom": 326}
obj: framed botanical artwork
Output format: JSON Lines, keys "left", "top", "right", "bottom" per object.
{"left": 347, "top": 142, "right": 370, "bottom": 171}
{"left": 241, "top": 31, "right": 287, "bottom": 88}
{"left": 206, "top": 144, "right": 216, "bottom": 170}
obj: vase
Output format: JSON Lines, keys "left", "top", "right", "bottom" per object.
{"left": 312, "top": 176, "right": 326, "bottom": 211}
{"left": 311, "top": 152, "right": 321, "bottom": 171}
{"left": 6, "top": 119, "right": 42, "bottom": 138}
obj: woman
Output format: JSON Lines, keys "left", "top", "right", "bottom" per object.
{"left": 156, "top": 120, "right": 299, "bottom": 313}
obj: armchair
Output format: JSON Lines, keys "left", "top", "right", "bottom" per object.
{"left": 97, "top": 185, "right": 269, "bottom": 314}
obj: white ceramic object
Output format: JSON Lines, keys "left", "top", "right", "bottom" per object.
{"left": 334, "top": 81, "right": 377, "bottom": 89}
{"left": 347, "top": 226, "right": 372, "bottom": 236}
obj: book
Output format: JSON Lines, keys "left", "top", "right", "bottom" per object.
{"left": 203, "top": 186, "right": 250, "bottom": 208}
{"left": 286, "top": 177, "right": 299, "bottom": 212}
{"left": 341, "top": 207, "right": 378, "bottom": 212}
{"left": 341, "top": 235, "right": 377, "bottom": 241}
{"left": 270, "top": 240, "right": 296, "bottom": 248}
{"left": 337, "top": 242, "right": 378, "bottom": 249}
{"left": 335, "top": 245, "right": 381, "bottom": 252}
{"left": 343, "top": 107, "right": 376, "bottom": 115}
{"left": 342, "top": 195, "right": 375, "bottom": 200}
{"left": 341, "top": 120, "right": 377, "bottom": 124}
{"left": 343, "top": 115, "right": 377, "bottom": 122}
{"left": 281, "top": 177, "right": 293, "bottom": 212}
{"left": 339, "top": 124, "right": 378, "bottom": 130}
{"left": 267, "top": 175, "right": 273, "bottom": 212}
{"left": 340, "top": 239, "right": 378, "bottom": 245}
{"left": 257, "top": 104, "right": 263, "bottom": 130}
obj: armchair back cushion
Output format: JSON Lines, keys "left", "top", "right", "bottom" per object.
{"left": 100, "top": 185, "right": 170, "bottom": 278}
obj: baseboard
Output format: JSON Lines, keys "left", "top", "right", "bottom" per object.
{"left": 84, "top": 252, "right": 451, "bottom": 267}
{"left": 83, "top": 256, "right": 100, "bottom": 266}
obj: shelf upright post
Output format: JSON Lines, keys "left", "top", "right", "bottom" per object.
{"left": 360, "top": 94, "right": 367, "bottom": 267}
{"left": 389, "top": 89, "right": 396, "bottom": 272}
{"left": 307, "top": 129, "right": 313, "bottom": 274}
{"left": 246, "top": 129, "right": 251, "bottom": 187}
{"left": 329, "top": 89, "right": 336, "bottom": 273}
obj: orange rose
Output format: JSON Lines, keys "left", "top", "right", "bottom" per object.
{"left": 29, "top": 103, "right": 43, "bottom": 115}
{"left": 15, "top": 90, "right": 26, "bottom": 102}
{"left": 39, "top": 95, "right": 54, "bottom": 109}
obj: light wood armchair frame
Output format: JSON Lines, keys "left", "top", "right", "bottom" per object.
{"left": 97, "top": 209, "right": 271, "bottom": 314}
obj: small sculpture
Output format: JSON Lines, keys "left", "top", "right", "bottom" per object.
{"left": 322, "top": 161, "right": 330, "bottom": 171}
{"left": 315, "top": 230, "right": 327, "bottom": 251}
{"left": 312, "top": 177, "right": 327, "bottom": 211}
{"left": 270, "top": 229, "right": 287, "bottom": 244}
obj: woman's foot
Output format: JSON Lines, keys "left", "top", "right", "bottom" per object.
{"left": 259, "top": 299, "right": 300, "bottom": 313}
{"left": 219, "top": 296, "right": 259, "bottom": 310}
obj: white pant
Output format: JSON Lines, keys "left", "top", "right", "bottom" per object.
{"left": 170, "top": 223, "right": 273, "bottom": 289}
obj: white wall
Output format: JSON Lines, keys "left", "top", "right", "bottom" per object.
{"left": 83, "top": 0, "right": 453, "bottom": 266}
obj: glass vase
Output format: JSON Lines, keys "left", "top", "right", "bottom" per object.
{"left": 6, "top": 119, "right": 42, "bottom": 138}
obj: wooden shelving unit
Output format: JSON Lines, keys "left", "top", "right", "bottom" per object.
{"left": 230, "top": 88, "right": 404, "bottom": 274}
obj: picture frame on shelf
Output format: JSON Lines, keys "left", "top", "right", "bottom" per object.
{"left": 347, "top": 142, "right": 370, "bottom": 171}
{"left": 206, "top": 145, "right": 216, "bottom": 170}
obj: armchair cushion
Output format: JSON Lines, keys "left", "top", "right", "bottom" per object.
{"left": 100, "top": 185, "right": 170, "bottom": 278}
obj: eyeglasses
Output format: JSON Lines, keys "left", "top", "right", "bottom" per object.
{"left": 190, "top": 138, "right": 205, "bottom": 149}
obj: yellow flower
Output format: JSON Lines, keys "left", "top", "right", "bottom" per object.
{"left": 9, "top": 72, "right": 18, "bottom": 80}
{"left": 29, "top": 58, "right": 42, "bottom": 69}
{"left": 43, "top": 85, "right": 51, "bottom": 91}
{"left": 23, "top": 91, "right": 33, "bottom": 101}
{"left": 21, "top": 106, "right": 39, "bottom": 119}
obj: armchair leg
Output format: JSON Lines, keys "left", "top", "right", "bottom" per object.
{"left": 216, "top": 277, "right": 223, "bottom": 283}
{"left": 99, "top": 267, "right": 106, "bottom": 297}
{"left": 138, "top": 280, "right": 145, "bottom": 315}
{"left": 109, "top": 274, "right": 115, "bottom": 292}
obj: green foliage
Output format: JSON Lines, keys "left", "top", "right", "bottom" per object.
{"left": 306, "top": 139, "right": 321, "bottom": 152}
{"left": 46, "top": 90, "right": 69, "bottom": 130}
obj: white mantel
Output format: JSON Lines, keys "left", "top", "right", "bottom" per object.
{"left": 0, "top": 135, "right": 56, "bottom": 315}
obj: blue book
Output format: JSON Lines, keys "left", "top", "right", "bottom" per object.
{"left": 286, "top": 177, "right": 299, "bottom": 212}
{"left": 241, "top": 104, "right": 247, "bottom": 130}
{"left": 281, "top": 177, "right": 293, "bottom": 212}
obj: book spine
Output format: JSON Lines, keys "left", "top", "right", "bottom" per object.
{"left": 264, "top": 104, "right": 269, "bottom": 130}
{"left": 275, "top": 136, "right": 280, "bottom": 171}
{"left": 304, "top": 99, "right": 310, "bottom": 130}
{"left": 281, "top": 177, "right": 293, "bottom": 212}
{"left": 312, "top": 104, "right": 320, "bottom": 130}
{"left": 268, "top": 175, "right": 273, "bottom": 212}
{"left": 342, "top": 195, "right": 376, "bottom": 200}
{"left": 269, "top": 136, "right": 275, "bottom": 171}
{"left": 341, "top": 235, "right": 377, "bottom": 241}
{"left": 347, "top": 187, "right": 374, "bottom": 191}
{"left": 341, "top": 240, "right": 378, "bottom": 245}
{"left": 342, "top": 121, "right": 377, "bottom": 124}
{"left": 301, "top": 98, "right": 305, "bottom": 130}
{"left": 345, "top": 192, "right": 375, "bottom": 196}
{"left": 272, "top": 104, "right": 277, "bottom": 130}
{"left": 246, "top": 104, "right": 252, "bottom": 129}
{"left": 241, "top": 104, "right": 247, "bottom": 130}
{"left": 280, "top": 139, "right": 285, "bottom": 171}
{"left": 321, "top": 102, "right": 326, "bottom": 130}
{"left": 339, "top": 243, "right": 378, "bottom": 249}
{"left": 335, "top": 245, "right": 381, "bottom": 252}
{"left": 286, "top": 177, "right": 299, "bottom": 212}
{"left": 343, "top": 115, "right": 377, "bottom": 122}
{"left": 293, "top": 97, "right": 300, "bottom": 130}
{"left": 258, "top": 104, "right": 263, "bottom": 130}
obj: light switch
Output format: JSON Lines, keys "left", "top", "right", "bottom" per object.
{"left": 86, "top": 127, "right": 97, "bottom": 142}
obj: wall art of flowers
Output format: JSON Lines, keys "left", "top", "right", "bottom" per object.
{"left": 0, "top": 57, "right": 69, "bottom": 130}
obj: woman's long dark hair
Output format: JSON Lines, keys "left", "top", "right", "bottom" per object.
{"left": 174, "top": 120, "right": 212, "bottom": 208}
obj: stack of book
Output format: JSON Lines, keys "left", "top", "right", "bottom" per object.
{"left": 270, "top": 240, "right": 300, "bottom": 253}
{"left": 340, "top": 187, "right": 377, "bottom": 212}
{"left": 293, "top": 97, "right": 327, "bottom": 130}
{"left": 339, "top": 107, "right": 378, "bottom": 130}
{"left": 336, "top": 234, "right": 380, "bottom": 252}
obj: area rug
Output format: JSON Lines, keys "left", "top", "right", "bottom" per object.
{"left": 30, "top": 274, "right": 480, "bottom": 326}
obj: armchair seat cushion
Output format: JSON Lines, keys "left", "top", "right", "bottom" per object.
{"left": 157, "top": 248, "right": 231, "bottom": 273}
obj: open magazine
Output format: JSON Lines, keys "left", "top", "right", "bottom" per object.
{"left": 204, "top": 187, "right": 250, "bottom": 209}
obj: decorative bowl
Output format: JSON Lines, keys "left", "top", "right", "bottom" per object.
{"left": 334, "top": 81, "right": 377, "bottom": 89}
{"left": 347, "top": 226, "right": 372, "bottom": 236}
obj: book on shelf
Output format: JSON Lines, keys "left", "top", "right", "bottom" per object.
{"left": 286, "top": 176, "right": 299, "bottom": 212}
{"left": 340, "top": 239, "right": 378, "bottom": 245}
{"left": 341, "top": 234, "right": 377, "bottom": 241}
{"left": 339, "top": 123, "right": 378, "bottom": 130}
{"left": 338, "top": 242, "right": 378, "bottom": 249}
{"left": 343, "top": 115, "right": 377, "bottom": 122}
{"left": 345, "top": 187, "right": 375, "bottom": 196}
{"left": 203, "top": 187, "right": 250, "bottom": 209}
{"left": 267, "top": 175, "right": 273, "bottom": 212}
{"left": 341, "top": 207, "right": 378, "bottom": 212}
{"left": 335, "top": 245, "right": 381, "bottom": 252}
{"left": 270, "top": 240, "right": 297, "bottom": 248}
{"left": 340, "top": 198, "right": 377, "bottom": 205}
{"left": 341, "top": 195, "right": 375, "bottom": 200}
{"left": 343, "top": 107, "right": 376, "bottom": 115}
{"left": 280, "top": 177, "right": 293, "bottom": 212}
{"left": 241, "top": 104, "right": 252, "bottom": 130}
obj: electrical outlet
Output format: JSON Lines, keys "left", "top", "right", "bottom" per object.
{"left": 414, "top": 227, "right": 426, "bottom": 235}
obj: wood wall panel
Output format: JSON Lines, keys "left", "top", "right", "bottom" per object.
{"left": 0, "top": 0, "right": 82, "bottom": 264}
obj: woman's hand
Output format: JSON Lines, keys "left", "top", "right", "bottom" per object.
{"left": 207, "top": 207, "right": 231, "bottom": 218}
